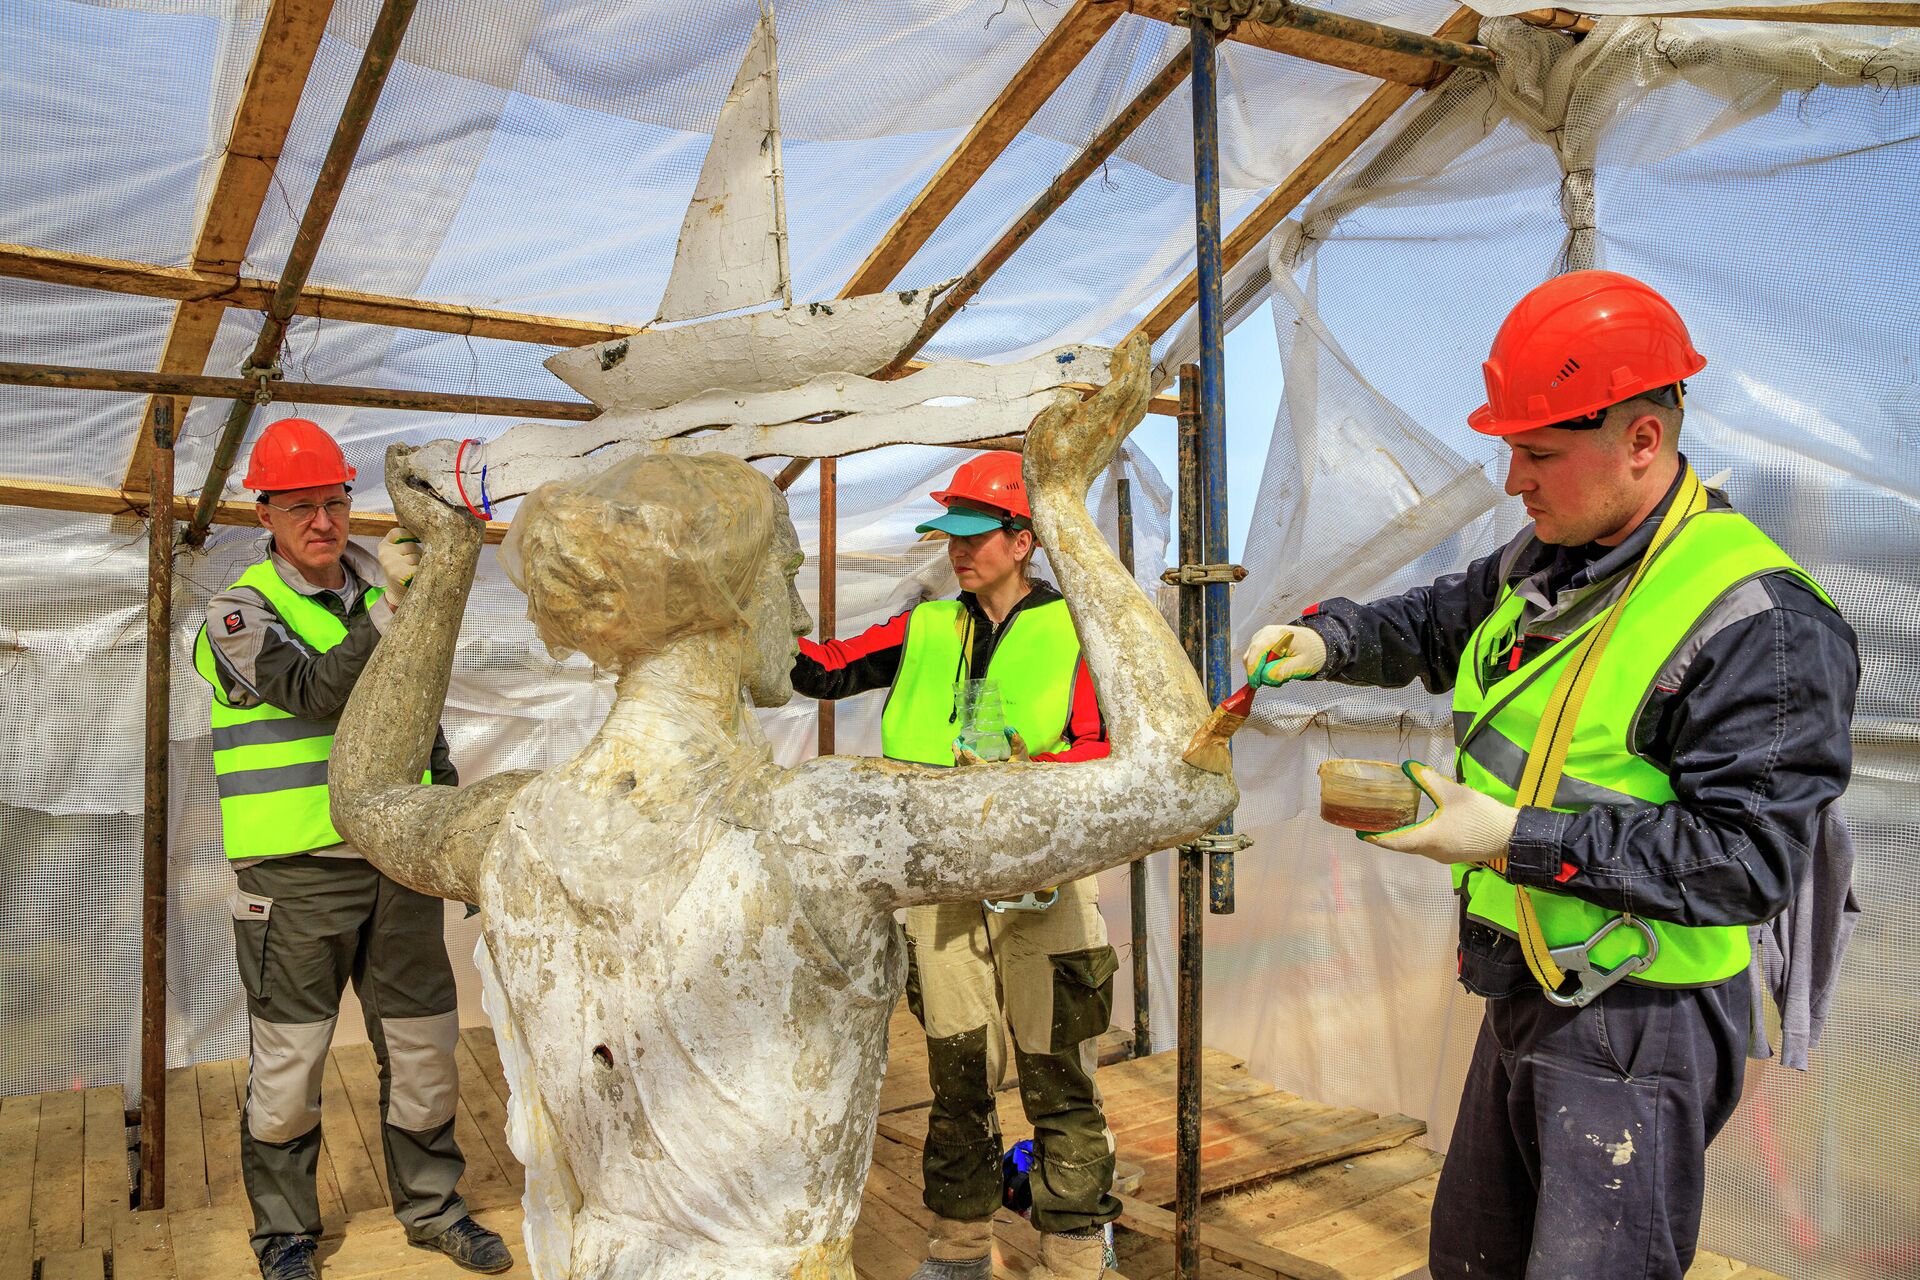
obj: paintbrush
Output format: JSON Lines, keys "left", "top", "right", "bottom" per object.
{"left": 1181, "top": 638, "right": 1289, "bottom": 773}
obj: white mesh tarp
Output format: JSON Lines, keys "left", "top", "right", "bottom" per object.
{"left": 1, "top": 0, "right": 1466, "bottom": 511}
{"left": 4, "top": 0, "right": 1920, "bottom": 1273}
{"left": 0, "top": 440, "right": 1177, "bottom": 1092}
{"left": 1208, "top": 15, "right": 1920, "bottom": 1277}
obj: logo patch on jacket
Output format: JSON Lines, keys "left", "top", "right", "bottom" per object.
{"left": 224, "top": 611, "right": 245, "bottom": 635}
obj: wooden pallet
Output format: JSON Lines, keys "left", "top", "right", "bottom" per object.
{"left": 3, "top": 1038, "right": 530, "bottom": 1280}
{"left": 855, "top": 1019, "right": 1787, "bottom": 1280}
{"left": 2, "top": 1013, "right": 1786, "bottom": 1280}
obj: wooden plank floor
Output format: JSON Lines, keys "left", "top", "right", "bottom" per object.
{"left": 4, "top": 1047, "right": 530, "bottom": 1279}
{"left": 2, "top": 1010, "right": 1783, "bottom": 1280}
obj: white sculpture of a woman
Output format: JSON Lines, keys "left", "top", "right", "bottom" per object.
{"left": 328, "top": 337, "right": 1237, "bottom": 1279}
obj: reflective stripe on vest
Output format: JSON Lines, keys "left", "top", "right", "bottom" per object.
{"left": 1449, "top": 509, "right": 1832, "bottom": 988}
{"left": 879, "top": 598, "right": 1082, "bottom": 766}
{"left": 193, "top": 558, "right": 383, "bottom": 860}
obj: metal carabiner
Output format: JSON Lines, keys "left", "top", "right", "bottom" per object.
{"left": 983, "top": 889, "right": 1059, "bottom": 914}
{"left": 1541, "top": 913, "right": 1660, "bottom": 1008}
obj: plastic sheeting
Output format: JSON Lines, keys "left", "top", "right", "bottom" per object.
{"left": 0, "top": 439, "right": 1177, "bottom": 1098}
{"left": 1210, "top": 15, "right": 1920, "bottom": 1278}
{"left": 1, "top": 0, "right": 1460, "bottom": 510}
{"left": 5, "top": 0, "right": 1919, "bottom": 1271}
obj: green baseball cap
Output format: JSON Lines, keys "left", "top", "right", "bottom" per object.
{"left": 916, "top": 506, "right": 1012, "bottom": 536}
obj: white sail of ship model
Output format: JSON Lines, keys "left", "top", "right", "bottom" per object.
{"left": 546, "top": 3, "right": 953, "bottom": 412}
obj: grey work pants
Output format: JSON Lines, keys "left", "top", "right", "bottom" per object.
{"left": 230, "top": 854, "right": 467, "bottom": 1256}
{"left": 1428, "top": 969, "right": 1750, "bottom": 1279}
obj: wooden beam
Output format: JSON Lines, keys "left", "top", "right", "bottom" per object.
{"left": 0, "top": 475, "right": 510, "bottom": 543}
{"left": 186, "top": 0, "right": 424, "bottom": 545}
{"left": 1116, "top": 1193, "right": 1347, "bottom": 1280}
{"left": 0, "top": 360, "right": 596, "bottom": 421}
{"left": 838, "top": 0, "right": 1124, "bottom": 298}
{"left": 1211, "top": 0, "right": 1494, "bottom": 73}
{"left": 1649, "top": 3, "right": 1920, "bottom": 22}
{"left": 2, "top": 243, "right": 639, "bottom": 348}
{"left": 125, "top": 0, "right": 338, "bottom": 493}
{"left": 1129, "top": 6, "right": 1481, "bottom": 348}
{"left": 1120, "top": 0, "right": 1453, "bottom": 85}
{"left": 1513, "top": 8, "right": 1598, "bottom": 34}
{"left": 882, "top": 46, "right": 1194, "bottom": 373}
{"left": 1519, "top": 4, "right": 1917, "bottom": 28}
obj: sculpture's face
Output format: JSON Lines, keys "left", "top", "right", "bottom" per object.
{"left": 743, "top": 507, "right": 812, "bottom": 707}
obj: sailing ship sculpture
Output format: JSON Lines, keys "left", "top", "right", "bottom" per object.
{"left": 544, "top": 5, "right": 963, "bottom": 414}
{"left": 413, "top": 2, "right": 1104, "bottom": 509}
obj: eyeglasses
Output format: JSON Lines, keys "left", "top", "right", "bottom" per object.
{"left": 261, "top": 497, "right": 352, "bottom": 524}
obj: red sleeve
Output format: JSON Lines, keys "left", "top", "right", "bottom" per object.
{"left": 1031, "top": 657, "right": 1110, "bottom": 763}
{"left": 793, "top": 610, "right": 910, "bottom": 700}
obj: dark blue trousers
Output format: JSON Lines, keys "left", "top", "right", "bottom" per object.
{"left": 1429, "top": 970, "right": 1749, "bottom": 1280}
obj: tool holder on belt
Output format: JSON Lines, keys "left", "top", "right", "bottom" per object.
{"left": 1489, "top": 466, "right": 1705, "bottom": 1007}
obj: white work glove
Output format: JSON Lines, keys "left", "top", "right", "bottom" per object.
{"left": 1242, "top": 623, "right": 1327, "bottom": 687}
{"left": 377, "top": 526, "right": 421, "bottom": 608}
{"left": 1362, "top": 761, "right": 1519, "bottom": 866}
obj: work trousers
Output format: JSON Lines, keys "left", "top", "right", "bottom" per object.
{"left": 1428, "top": 968, "right": 1750, "bottom": 1280}
{"left": 230, "top": 854, "right": 467, "bottom": 1257}
{"left": 904, "top": 875, "right": 1122, "bottom": 1236}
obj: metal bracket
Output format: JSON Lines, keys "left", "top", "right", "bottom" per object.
{"left": 241, "top": 361, "right": 283, "bottom": 406}
{"left": 1160, "top": 562, "right": 1247, "bottom": 586}
{"left": 1178, "top": 832, "right": 1253, "bottom": 856}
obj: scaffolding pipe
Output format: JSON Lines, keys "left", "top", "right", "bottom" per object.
{"left": 186, "top": 0, "right": 422, "bottom": 545}
{"left": 882, "top": 45, "right": 1193, "bottom": 375}
{"left": 1188, "top": 18, "right": 1238, "bottom": 917}
{"left": 1173, "top": 367, "right": 1205, "bottom": 1280}
{"left": 1117, "top": 476, "right": 1151, "bottom": 1058}
{"left": 816, "top": 457, "right": 837, "bottom": 755}
{"left": 1191, "top": 0, "right": 1495, "bottom": 72}
{"left": 139, "top": 401, "right": 174, "bottom": 1210}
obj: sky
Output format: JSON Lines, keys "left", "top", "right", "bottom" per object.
{"left": 1128, "top": 305, "right": 1283, "bottom": 564}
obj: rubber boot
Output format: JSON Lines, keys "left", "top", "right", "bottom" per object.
{"left": 1029, "top": 1229, "right": 1119, "bottom": 1280}
{"left": 909, "top": 1216, "right": 993, "bottom": 1280}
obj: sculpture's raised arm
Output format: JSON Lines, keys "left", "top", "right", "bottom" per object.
{"left": 328, "top": 453, "right": 538, "bottom": 903}
{"left": 779, "top": 335, "right": 1238, "bottom": 906}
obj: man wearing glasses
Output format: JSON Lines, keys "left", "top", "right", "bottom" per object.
{"left": 193, "top": 418, "right": 510, "bottom": 1279}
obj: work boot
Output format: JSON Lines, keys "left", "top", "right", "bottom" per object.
{"left": 258, "top": 1235, "right": 318, "bottom": 1280}
{"left": 1030, "top": 1228, "right": 1122, "bottom": 1280}
{"left": 909, "top": 1215, "right": 993, "bottom": 1279}
{"left": 407, "top": 1215, "right": 513, "bottom": 1274}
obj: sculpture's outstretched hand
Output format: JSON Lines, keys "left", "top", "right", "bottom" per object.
{"left": 782, "top": 333, "right": 1237, "bottom": 908}
{"left": 1022, "top": 332, "right": 1151, "bottom": 495}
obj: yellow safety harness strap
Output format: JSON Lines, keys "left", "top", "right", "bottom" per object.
{"left": 1490, "top": 467, "right": 1707, "bottom": 995}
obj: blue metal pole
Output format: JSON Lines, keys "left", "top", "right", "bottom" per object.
{"left": 1189, "top": 15, "right": 1236, "bottom": 917}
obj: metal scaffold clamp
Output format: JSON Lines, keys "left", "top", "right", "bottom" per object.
{"left": 1178, "top": 832, "right": 1253, "bottom": 856}
{"left": 242, "top": 360, "right": 283, "bottom": 406}
{"left": 1160, "top": 562, "right": 1247, "bottom": 586}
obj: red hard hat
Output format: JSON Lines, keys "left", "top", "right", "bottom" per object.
{"left": 1469, "top": 270, "right": 1706, "bottom": 436}
{"left": 242, "top": 418, "right": 356, "bottom": 492}
{"left": 930, "top": 450, "right": 1030, "bottom": 521}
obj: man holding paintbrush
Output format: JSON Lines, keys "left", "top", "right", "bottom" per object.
{"left": 1227, "top": 271, "right": 1857, "bottom": 1280}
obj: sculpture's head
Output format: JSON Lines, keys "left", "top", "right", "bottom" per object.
{"left": 502, "top": 451, "right": 811, "bottom": 705}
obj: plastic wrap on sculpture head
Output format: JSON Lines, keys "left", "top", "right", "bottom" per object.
{"left": 502, "top": 451, "right": 778, "bottom": 670}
